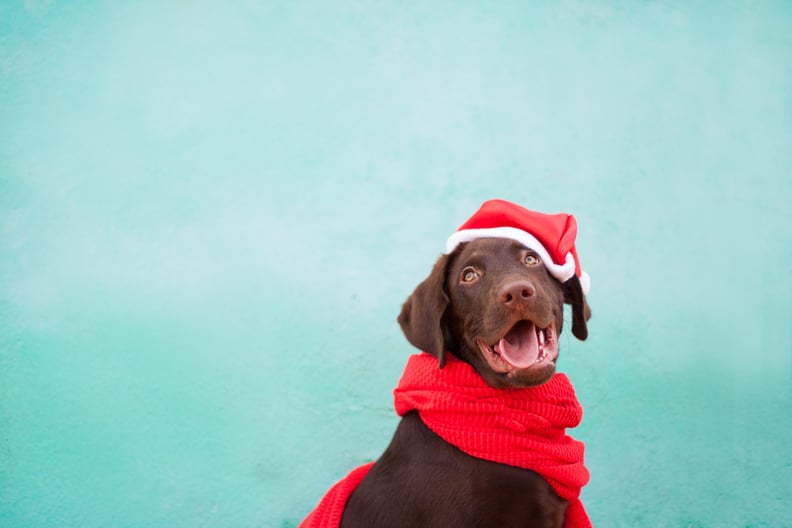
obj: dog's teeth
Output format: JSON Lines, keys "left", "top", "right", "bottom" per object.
{"left": 539, "top": 329, "right": 545, "bottom": 346}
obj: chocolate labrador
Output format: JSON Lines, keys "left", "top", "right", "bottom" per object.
{"left": 340, "top": 237, "right": 591, "bottom": 528}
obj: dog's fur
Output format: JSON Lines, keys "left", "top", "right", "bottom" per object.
{"left": 340, "top": 238, "right": 591, "bottom": 528}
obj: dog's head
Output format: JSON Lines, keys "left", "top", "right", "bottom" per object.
{"left": 398, "top": 202, "right": 591, "bottom": 388}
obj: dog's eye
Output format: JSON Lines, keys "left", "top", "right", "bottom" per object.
{"left": 524, "top": 254, "right": 541, "bottom": 266}
{"left": 461, "top": 268, "right": 480, "bottom": 283}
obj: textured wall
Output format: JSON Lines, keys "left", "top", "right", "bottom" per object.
{"left": 1, "top": 1, "right": 790, "bottom": 527}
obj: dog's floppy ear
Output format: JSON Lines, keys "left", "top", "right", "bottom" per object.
{"left": 398, "top": 254, "right": 451, "bottom": 367}
{"left": 562, "top": 275, "right": 591, "bottom": 341}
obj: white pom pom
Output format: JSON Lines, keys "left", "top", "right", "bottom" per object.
{"left": 579, "top": 272, "right": 591, "bottom": 296}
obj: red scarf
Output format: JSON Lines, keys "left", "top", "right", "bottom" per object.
{"left": 301, "top": 353, "right": 591, "bottom": 528}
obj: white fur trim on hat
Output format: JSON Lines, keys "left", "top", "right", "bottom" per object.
{"left": 445, "top": 226, "right": 579, "bottom": 282}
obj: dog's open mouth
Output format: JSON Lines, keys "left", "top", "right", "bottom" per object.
{"left": 476, "top": 320, "right": 558, "bottom": 373}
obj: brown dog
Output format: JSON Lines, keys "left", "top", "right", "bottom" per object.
{"left": 340, "top": 236, "right": 591, "bottom": 528}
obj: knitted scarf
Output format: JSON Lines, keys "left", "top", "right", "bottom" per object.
{"left": 301, "top": 353, "right": 591, "bottom": 528}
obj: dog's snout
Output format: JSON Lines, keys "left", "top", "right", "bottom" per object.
{"left": 499, "top": 280, "right": 536, "bottom": 308}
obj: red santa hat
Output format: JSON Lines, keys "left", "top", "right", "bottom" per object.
{"left": 445, "top": 199, "right": 591, "bottom": 295}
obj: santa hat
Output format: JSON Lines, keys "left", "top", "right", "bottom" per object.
{"left": 445, "top": 199, "right": 591, "bottom": 295}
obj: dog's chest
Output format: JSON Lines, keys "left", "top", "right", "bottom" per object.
{"left": 340, "top": 412, "right": 567, "bottom": 528}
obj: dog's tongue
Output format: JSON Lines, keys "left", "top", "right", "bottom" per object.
{"left": 497, "top": 321, "right": 539, "bottom": 368}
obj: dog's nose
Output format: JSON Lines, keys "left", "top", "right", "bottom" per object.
{"left": 499, "top": 280, "right": 536, "bottom": 308}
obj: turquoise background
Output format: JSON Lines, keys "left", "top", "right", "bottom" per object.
{"left": 1, "top": 1, "right": 790, "bottom": 527}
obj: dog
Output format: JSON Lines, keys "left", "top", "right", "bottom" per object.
{"left": 301, "top": 200, "right": 592, "bottom": 528}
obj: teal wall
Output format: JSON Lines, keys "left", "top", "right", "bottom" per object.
{"left": 2, "top": 1, "right": 790, "bottom": 526}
